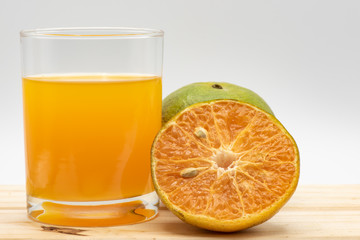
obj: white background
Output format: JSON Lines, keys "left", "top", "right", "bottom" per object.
{"left": 1, "top": 0, "right": 359, "bottom": 184}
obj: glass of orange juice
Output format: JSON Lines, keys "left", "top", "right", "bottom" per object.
{"left": 20, "top": 27, "right": 163, "bottom": 227}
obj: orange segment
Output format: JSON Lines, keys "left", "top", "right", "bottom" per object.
{"left": 205, "top": 172, "right": 244, "bottom": 220}
{"left": 176, "top": 105, "right": 221, "bottom": 149}
{"left": 234, "top": 171, "right": 278, "bottom": 214}
{"left": 155, "top": 159, "right": 212, "bottom": 193}
{"left": 151, "top": 100, "right": 299, "bottom": 232}
{"left": 153, "top": 124, "right": 213, "bottom": 160}
{"left": 168, "top": 169, "right": 217, "bottom": 214}
{"left": 212, "top": 101, "right": 257, "bottom": 145}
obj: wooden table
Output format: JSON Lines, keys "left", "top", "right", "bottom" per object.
{"left": 1, "top": 185, "right": 359, "bottom": 239}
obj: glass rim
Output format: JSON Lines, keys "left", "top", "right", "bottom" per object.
{"left": 20, "top": 27, "right": 164, "bottom": 39}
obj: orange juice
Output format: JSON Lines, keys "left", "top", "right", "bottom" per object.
{"left": 23, "top": 74, "right": 162, "bottom": 202}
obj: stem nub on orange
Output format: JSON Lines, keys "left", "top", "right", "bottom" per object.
{"left": 151, "top": 99, "right": 299, "bottom": 232}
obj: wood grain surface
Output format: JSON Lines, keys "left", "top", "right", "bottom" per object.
{"left": 0, "top": 185, "right": 359, "bottom": 239}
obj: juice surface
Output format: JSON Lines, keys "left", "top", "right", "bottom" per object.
{"left": 23, "top": 74, "right": 162, "bottom": 202}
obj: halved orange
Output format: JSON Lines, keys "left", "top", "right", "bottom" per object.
{"left": 151, "top": 100, "right": 299, "bottom": 232}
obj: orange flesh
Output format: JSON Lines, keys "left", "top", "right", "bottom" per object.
{"left": 23, "top": 75, "right": 162, "bottom": 202}
{"left": 153, "top": 101, "right": 297, "bottom": 220}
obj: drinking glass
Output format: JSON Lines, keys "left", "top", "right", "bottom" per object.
{"left": 20, "top": 27, "right": 163, "bottom": 227}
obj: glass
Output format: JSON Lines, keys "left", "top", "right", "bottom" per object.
{"left": 20, "top": 27, "right": 163, "bottom": 227}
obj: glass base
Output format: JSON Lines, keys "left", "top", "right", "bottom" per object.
{"left": 27, "top": 191, "right": 159, "bottom": 227}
